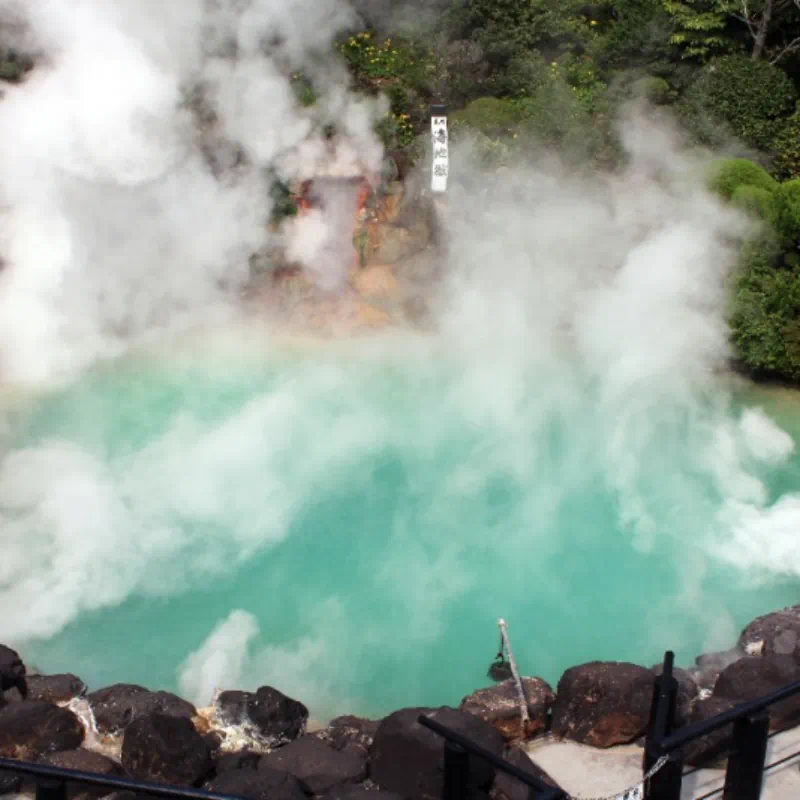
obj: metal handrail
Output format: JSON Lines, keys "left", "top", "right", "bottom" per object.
{"left": 0, "top": 757, "right": 248, "bottom": 800}
{"left": 418, "top": 714, "right": 567, "bottom": 800}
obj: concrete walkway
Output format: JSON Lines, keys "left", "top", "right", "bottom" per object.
{"left": 525, "top": 727, "right": 800, "bottom": 799}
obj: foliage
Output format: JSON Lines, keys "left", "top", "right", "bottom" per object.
{"left": 731, "top": 185, "right": 778, "bottom": 226}
{"left": 730, "top": 237, "right": 800, "bottom": 381}
{"left": 662, "top": 0, "right": 734, "bottom": 61}
{"left": 451, "top": 97, "right": 526, "bottom": 136}
{"left": 706, "top": 158, "right": 778, "bottom": 200}
{"left": 771, "top": 105, "right": 800, "bottom": 180}
{"left": 679, "top": 56, "right": 796, "bottom": 151}
{"left": 774, "top": 179, "right": 800, "bottom": 245}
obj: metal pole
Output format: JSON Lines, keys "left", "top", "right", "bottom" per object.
{"left": 722, "top": 712, "right": 769, "bottom": 800}
{"left": 36, "top": 779, "right": 67, "bottom": 800}
{"left": 498, "top": 618, "right": 530, "bottom": 732}
{"left": 644, "top": 651, "right": 681, "bottom": 800}
{"left": 443, "top": 740, "right": 469, "bottom": 800}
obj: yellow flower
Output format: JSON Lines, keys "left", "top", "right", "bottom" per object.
{"left": 590, "top": 19, "right": 598, "bottom": 25}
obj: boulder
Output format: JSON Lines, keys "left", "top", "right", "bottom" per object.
{"left": 0, "top": 646, "right": 26, "bottom": 697}
{"left": 312, "top": 716, "right": 380, "bottom": 751}
{"left": 650, "top": 665, "right": 699, "bottom": 727}
{"left": 214, "top": 749, "right": 262, "bottom": 774}
{"left": 460, "top": 678, "right": 554, "bottom": 740}
{"left": 205, "top": 767, "right": 307, "bottom": 800}
{"left": 121, "top": 713, "right": 212, "bottom": 786}
{"left": 216, "top": 687, "right": 308, "bottom": 746}
{"left": 88, "top": 685, "right": 196, "bottom": 735}
{"left": 259, "top": 736, "right": 367, "bottom": 794}
{"left": 713, "top": 655, "right": 800, "bottom": 730}
{"left": 39, "top": 750, "right": 122, "bottom": 799}
{"left": 681, "top": 697, "right": 737, "bottom": 768}
{"left": 492, "top": 745, "right": 561, "bottom": 800}
{"left": 370, "top": 707, "right": 504, "bottom": 799}
{"left": 688, "top": 650, "right": 744, "bottom": 695}
{"left": 26, "top": 674, "right": 87, "bottom": 704}
{"left": 323, "top": 790, "right": 402, "bottom": 800}
{"left": 550, "top": 662, "right": 653, "bottom": 748}
{"left": 0, "top": 774, "right": 22, "bottom": 796}
{"left": 738, "top": 606, "right": 800, "bottom": 659}
{"left": 0, "top": 701, "right": 84, "bottom": 759}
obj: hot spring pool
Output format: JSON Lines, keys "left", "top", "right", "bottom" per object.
{"left": 1, "top": 334, "right": 800, "bottom": 720}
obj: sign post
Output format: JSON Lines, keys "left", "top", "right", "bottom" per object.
{"left": 430, "top": 104, "right": 448, "bottom": 194}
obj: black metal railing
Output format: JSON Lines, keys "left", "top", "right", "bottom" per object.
{"left": 418, "top": 714, "right": 568, "bottom": 800}
{"left": 644, "top": 650, "right": 800, "bottom": 800}
{"left": 0, "top": 757, "right": 248, "bottom": 800}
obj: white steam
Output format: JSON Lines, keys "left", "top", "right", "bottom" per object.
{"left": 0, "top": 2, "right": 799, "bottom": 717}
{"left": 0, "top": 0, "right": 384, "bottom": 384}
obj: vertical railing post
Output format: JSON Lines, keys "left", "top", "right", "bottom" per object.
{"left": 443, "top": 740, "right": 469, "bottom": 800}
{"left": 36, "top": 779, "right": 67, "bottom": 800}
{"left": 722, "top": 711, "right": 769, "bottom": 800}
{"left": 644, "top": 651, "right": 682, "bottom": 800}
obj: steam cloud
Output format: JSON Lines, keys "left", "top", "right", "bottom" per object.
{"left": 0, "top": 0, "right": 384, "bottom": 384}
{"left": 0, "top": 1, "right": 798, "bottom": 717}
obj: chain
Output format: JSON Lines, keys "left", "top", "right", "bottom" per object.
{"left": 565, "top": 754, "right": 671, "bottom": 800}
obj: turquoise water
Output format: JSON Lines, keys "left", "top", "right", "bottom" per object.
{"left": 2, "top": 337, "right": 800, "bottom": 720}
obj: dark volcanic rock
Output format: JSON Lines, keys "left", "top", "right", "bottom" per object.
{"left": 88, "top": 685, "right": 196, "bottom": 735}
{"left": 687, "top": 650, "right": 744, "bottom": 695}
{"left": 205, "top": 767, "right": 307, "bottom": 800}
{"left": 216, "top": 687, "right": 308, "bottom": 745}
{"left": 214, "top": 749, "right": 262, "bottom": 774}
{"left": 713, "top": 655, "right": 800, "bottom": 729}
{"left": 121, "top": 713, "right": 212, "bottom": 786}
{"left": 259, "top": 736, "right": 366, "bottom": 794}
{"left": 0, "top": 701, "right": 84, "bottom": 758}
{"left": 324, "top": 790, "right": 404, "bottom": 800}
{"left": 492, "top": 745, "right": 561, "bottom": 800}
{"left": 27, "top": 674, "right": 87, "bottom": 704}
{"left": 738, "top": 605, "right": 800, "bottom": 659}
{"left": 39, "top": 750, "right": 122, "bottom": 799}
{"left": 681, "top": 697, "right": 737, "bottom": 767}
{"left": 551, "top": 662, "right": 653, "bottom": 748}
{"left": 0, "top": 774, "right": 22, "bottom": 796}
{"left": 650, "top": 665, "right": 699, "bottom": 727}
{"left": 313, "top": 716, "right": 380, "bottom": 751}
{"left": 0, "top": 645, "right": 26, "bottom": 697}
{"left": 370, "top": 707, "right": 504, "bottom": 799}
{"left": 460, "top": 678, "right": 554, "bottom": 740}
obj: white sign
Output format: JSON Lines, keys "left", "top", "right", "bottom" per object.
{"left": 431, "top": 115, "right": 448, "bottom": 193}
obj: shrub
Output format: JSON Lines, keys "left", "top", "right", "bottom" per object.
{"left": 680, "top": 56, "right": 796, "bottom": 151}
{"left": 771, "top": 105, "right": 800, "bottom": 180}
{"left": 774, "top": 179, "right": 800, "bottom": 246}
{"left": 730, "top": 252, "right": 800, "bottom": 381}
{"left": 730, "top": 186, "right": 778, "bottom": 227}
{"left": 706, "top": 158, "right": 778, "bottom": 200}
{"left": 451, "top": 97, "right": 525, "bottom": 136}
{"left": 631, "top": 76, "right": 673, "bottom": 104}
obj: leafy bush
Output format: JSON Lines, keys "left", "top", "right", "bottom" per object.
{"left": 706, "top": 158, "right": 778, "bottom": 200}
{"left": 774, "top": 179, "right": 800, "bottom": 245}
{"left": 771, "top": 105, "right": 800, "bottom": 180}
{"left": 451, "top": 97, "right": 525, "bottom": 136}
{"left": 731, "top": 185, "right": 778, "bottom": 226}
{"left": 679, "top": 56, "right": 796, "bottom": 151}
{"left": 730, "top": 238, "right": 800, "bottom": 381}
{"left": 631, "top": 75, "right": 673, "bottom": 104}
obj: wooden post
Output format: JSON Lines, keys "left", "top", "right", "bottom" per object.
{"left": 498, "top": 618, "right": 530, "bottom": 732}
{"left": 722, "top": 712, "right": 769, "bottom": 800}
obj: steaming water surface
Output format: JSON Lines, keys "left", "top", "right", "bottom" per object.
{"left": 3, "top": 334, "right": 800, "bottom": 719}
